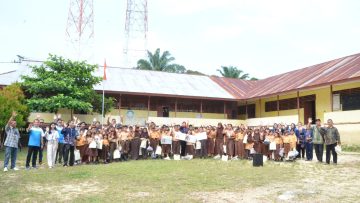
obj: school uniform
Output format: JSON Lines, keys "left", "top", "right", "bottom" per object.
{"left": 235, "top": 132, "right": 246, "bottom": 159}
{"left": 305, "top": 130, "right": 314, "bottom": 161}
{"left": 207, "top": 131, "right": 215, "bottom": 156}
{"left": 225, "top": 131, "right": 235, "bottom": 157}
{"left": 214, "top": 128, "right": 224, "bottom": 156}
{"left": 130, "top": 132, "right": 141, "bottom": 160}
{"left": 274, "top": 137, "right": 283, "bottom": 160}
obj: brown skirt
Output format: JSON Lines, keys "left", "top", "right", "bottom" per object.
{"left": 86, "top": 147, "right": 98, "bottom": 157}
{"left": 275, "top": 144, "right": 281, "bottom": 160}
{"left": 130, "top": 138, "right": 141, "bottom": 160}
{"left": 172, "top": 141, "right": 180, "bottom": 155}
{"left": 149, "top": 138, "right": 159, "bottom": 152}
{"left": 235, "top": 140, "right": 245, "bottom": 158}
{"left": 120, "top": 140, "right": 130, "bottom": 154}
{"left": 186, "top": 145, "right": 194, "bottom": 156}
{"left": 207, "top": 138, "right": 215, "bottom": 155}
{"left": 284, "top": 143, "right": 291, "bottom": 155}
{"left": 162, "top": 144, "right": 171, "bottom": 155}
{"left": 214, "top": 138, "right": 224, "bottom": 156}
{"left": 226, "top": 139, "right": 235, "bottom": 157}
{"left": 102, "top": 145, "right": 110, "bottom": 160}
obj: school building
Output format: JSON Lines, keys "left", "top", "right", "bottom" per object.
{"left": 0, "top": 53, "right": 360, "bottom": 143}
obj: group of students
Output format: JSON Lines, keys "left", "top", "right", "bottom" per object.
{"left": 3, "top": 111, "right": 341, "bottom": 172}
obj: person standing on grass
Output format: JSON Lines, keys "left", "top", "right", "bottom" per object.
{"left": 55, "top": 118, "right": 65, "bottom": 164}
{"left": 323, "top": 119, "right": 341, "bottom": 164}
{"left": 3, "top": 111, "right": 20, "bottom": 172}
{"left": 61, "top": 120, "right": 78, "bottom": 167}
{"left": 179, "top": 121, "right": 189, "bottom": 158}
{"left": 38, "top": 119, "right": 47, "bottom": 165}
{"left": 45, "top": 123, "right": 59, "bottom": 168}
{"left": 308, "top": 118, "right": 325, "bottom": 162}
{"left": 25, "top": 119, "right": 45, "bottom": 169}
{"left": 295, "top": 122, "right": 306, "bottom": 159}
{"left": 304, "top": 125, "right": 313, "bottom": 161}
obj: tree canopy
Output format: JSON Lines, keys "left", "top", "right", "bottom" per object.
{"left": 217, "top": 66, "right": 257, "bottom": 80}
{"left": 0, "top": 83, "right": 30, "bottom": 128}
{"left": 21, "top": 54, "right": 114, "bottom": 114}
{"left": 136, "top": 48, "right": 186, "bottom": 73}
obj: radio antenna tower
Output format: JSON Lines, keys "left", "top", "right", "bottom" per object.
{"left": 124, "top": 0, "right": 148, "bottom": 68}
{"left": 66, "top": 0, "right": 94, "bottom": 60}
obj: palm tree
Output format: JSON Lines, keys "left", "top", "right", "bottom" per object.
{"left": 217, "top": 66, "right": 249, "bottom": 79}
{"left": 137, "top": 48, "right": 185, "bottom": 73}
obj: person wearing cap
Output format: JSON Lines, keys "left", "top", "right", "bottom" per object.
{"left": 307, "top": 118, "right": 325, "bottom": 162}
{"left": 323, "top": 119, "right": 341, "bottom": 164}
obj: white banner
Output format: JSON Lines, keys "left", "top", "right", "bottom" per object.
{"left": 196, "top": 132, "right": 207, "bottom": 141}
{"left": 161, "top": 135, "right": 172, "bottom": 145}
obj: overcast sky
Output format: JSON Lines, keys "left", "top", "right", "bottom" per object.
{"left": 1, "top": 0, "right": 360, "bottom": 79}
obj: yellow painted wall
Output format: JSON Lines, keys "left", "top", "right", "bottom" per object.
{"left": 300, "top": 87, "right": 331, "bottom": 122}
{"left": 332, "top": 81, "right": 360, "bottom": 91}
{"left": 148, "top": 117, "right": 245, "bottom": 127}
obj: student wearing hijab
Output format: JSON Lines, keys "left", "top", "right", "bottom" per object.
{"left": 214, "top": 123, "right": 225, "bottom": 159}
{"left": 207, "top": 126, "right": 216, "bottom": 157}
{"left": 295, "top": 122, "right": 306, "bottom": 159}
{"left": 130, "top": 126, "right": 141, "bottom": 160}
{"left": 140, "top": 127, "right": 150, "bottom": 159}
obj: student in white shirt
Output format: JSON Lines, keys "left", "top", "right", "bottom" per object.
{"left": 45, "top": 123, "right": 59, "bottom": 168}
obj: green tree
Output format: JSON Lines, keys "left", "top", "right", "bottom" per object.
{"left": 21, "top": 54, "right": 113, "bottom": 114}
{"left": 0, "top": 83, "right": 30, "bottom": 128}
{"left": 217, "top": 66, "right": 249, "bottom": 79}
{"left": 185, "top": 69, "right": 206, "bottom": 76}
{"left": 137, "top": 48, "right": 185, "bottom": 73}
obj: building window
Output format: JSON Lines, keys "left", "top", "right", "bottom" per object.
{"left": 334, "top": 87, "right": 360, "bottom": 111}
{"left": 279, "top": 98, "right": 297, "bottom": 111}
{"left": 265, "top": 101, "right": 277, "bottom": 112}
{"left": 264, "top": 94, "right": 316, "bottom": 112}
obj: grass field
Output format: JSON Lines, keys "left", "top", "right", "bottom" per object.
{"left": 0, "top": 149, "right": 360, "bottom": 203}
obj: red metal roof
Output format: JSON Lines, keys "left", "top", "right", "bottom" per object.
{"left": 213, "top": 53, "right": 360, "bottom": 99}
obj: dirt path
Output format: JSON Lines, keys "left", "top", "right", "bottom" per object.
{"left": 192, "top": 153, "right": 360, "bottom": 203}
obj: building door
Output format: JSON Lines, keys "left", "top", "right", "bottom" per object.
{"left": 247, "top": 104, "right": 256, "bottom": 119}
{"left": 162, "top": 106, "right": 169, "bottom": 117}
{"left": 304, "top": 100, "right": 316, "bottom": 124}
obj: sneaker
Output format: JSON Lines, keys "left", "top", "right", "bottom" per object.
{"left": 49, "top": 166, "right": 53, "bottom": 169}
{"left": 13, "top": 167, "right": 19, "bottom": 171}
{"left": 164, "top": 157, "right": 171, "bottom": 160}
{"left": 213, "top": 155, "right": 221, "bottom": 160}
{"left": 26, "top": 167, "right": 31, "bottom": 170}
{"left": 3, "top": 167, "right": 8, "bottom": 172}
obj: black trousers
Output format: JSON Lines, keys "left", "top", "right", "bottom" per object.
{"left": 63, "top": 144, "right": 75, "bottom": 166}
{"left": 314, "top": 144, "right": 324, "bottom": 162}
{"left": 55, "top": 143, "right": 64, "bottom": 164}
{"left": 296, "top": 144, "right": 305, "bottom": 158}
{"left": 180, "top": 140, "right": 187, "bottom": 156}
{"left": 26, "top": 146, "right": 40, "bottom": 168}
{"left": 200, "top": 140, "right": 208, "bottom": 158}
{"left": 326, "top": 143, "right": 337, "bottom": 164}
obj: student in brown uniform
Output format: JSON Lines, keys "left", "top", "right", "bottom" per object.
{"left": 245, "top": 130, "right": 254, "bottom": 159}
{"left": 76, "top": 128, "right": 87, "bottom": 164}
{"left": 225, "top": 124, "right": 235, "bottom": 159}
{"left": 274, "top": 131, "right": 283, "bottom": 161}
{"left": 102, "top": 134, "right": 110, "bottom": 163}
{"left": 130, "top": 126, "right": 141, "bottom": 160}
{"left": 161, "top": 126, "right": 172, "bottom": 160}
{"left": 282, "top": 131, "right": 291, "bottom": 159}
{"left": 108, "top": 127, "right": 118, "bottom": 162}
{"left": 185, "top": 129, "right": 195, "bottom": 159}
{"left": 207, "top": 126, "right": 216, "bottom": 157}
{"left": 252, "top": 128, "right": 262, "bottom": 154}
{"left": 172, "top": 125, "right": 181, "bottom": 156}
{"left": 214, "top": 123, "right": 225, "bottom": 159}
{"left": 265, "top": 130, "right": 275, "bottom": 160}
{"left": 235, "top": 128, "right": 246, "bottom": 159}
{"left": 149, "top": 125, "right": 160, "bottom": 159}
{"left": 140, "top": 127, "right": 150, "bottom": 159}
{"left": 119, "top": 126, "right": 130, "bottom": 161}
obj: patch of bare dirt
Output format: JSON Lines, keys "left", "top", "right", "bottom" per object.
{"left": 25, "top": 181, "right": 104, "bottom": 202}
{"left": 192, "top": 153, "right": 360, "bottom": 203}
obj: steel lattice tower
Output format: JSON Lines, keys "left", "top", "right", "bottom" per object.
{"left": 124, "top": 0, "right": 148, "bottom": 67}
{"left": 66, "top": 0, "right": 94, "bottom": 60}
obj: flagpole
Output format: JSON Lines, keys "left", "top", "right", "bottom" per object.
{"left": 102, "top": 79, "right": 105, "bottom": 127}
